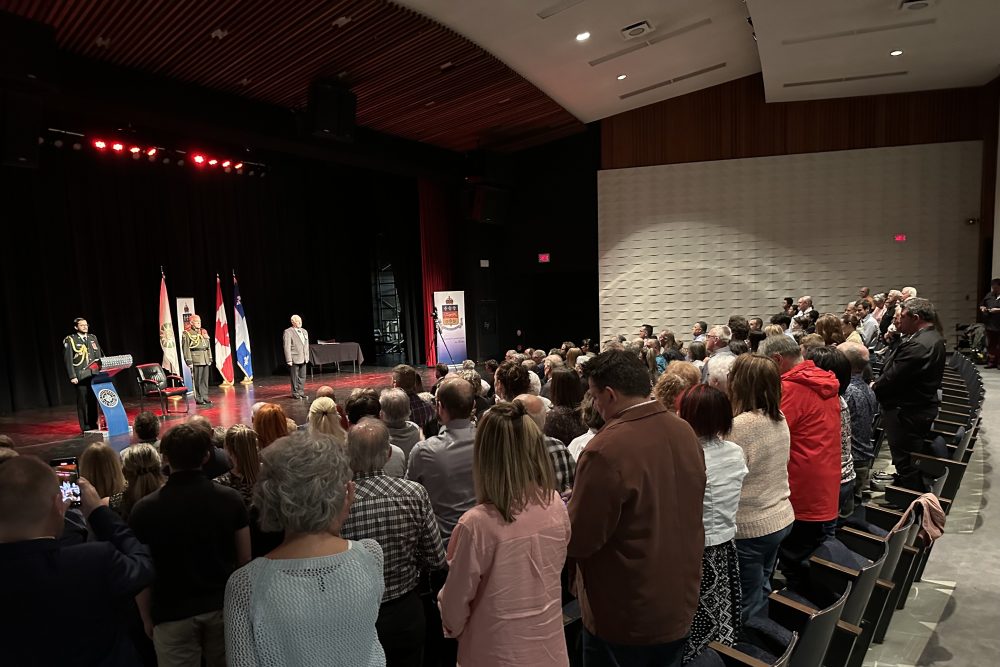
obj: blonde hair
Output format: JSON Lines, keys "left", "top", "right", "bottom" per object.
{"left": 224, "top": 424, "right": 261, "bottom": 485}
{"left": 253, "top": 403, "right": 290, "bottom": 448}
{"left": 308, "top": 397, "right": 347, "bottom": 445}
{"left": 120, "top": 444, "right": 164, "bottom": 518}
{"left": 473, "top": 401, "right": 555, "bottom": 523}
{"left": 763, "top": 324, "right": 785, "bottom": 337}
{"left": 653, "top": 361, "right": 701, "bottom": 412}
{"left": 79, "top": 443, "right": 126, "bottom": 498}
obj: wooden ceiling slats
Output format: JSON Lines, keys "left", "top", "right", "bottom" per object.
{"left": 1, "top": 0, "right": 582, "bottom": 151}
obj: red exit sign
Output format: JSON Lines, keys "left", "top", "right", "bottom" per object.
{"left": 894, "top": 234, "right": 907, "bottom": 242}
{"left": 537, "top": 253, "right": 551, "bottom": 263}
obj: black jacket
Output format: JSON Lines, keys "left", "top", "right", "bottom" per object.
{"left": 0, "top": 507, "right": 155, "bottom": 666}
{"left": 872, "top": 327, "right": 945, "bottom": 411}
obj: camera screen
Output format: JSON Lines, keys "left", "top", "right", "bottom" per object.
{"left": 52, "top": 460, "right": 80, "bottom": 505}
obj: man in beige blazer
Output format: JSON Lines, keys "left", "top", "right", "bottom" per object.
{"left": 283, "top": 314, "right": 309, "bottom": 399}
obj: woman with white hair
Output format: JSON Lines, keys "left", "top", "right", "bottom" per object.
{"left": 224, "top": 432, "right": 386, "bottom": 666}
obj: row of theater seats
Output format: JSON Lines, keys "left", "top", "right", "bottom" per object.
{"left": 565, "top": 351, "right": 984, "bottom": 667}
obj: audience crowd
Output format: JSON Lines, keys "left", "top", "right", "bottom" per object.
{"left": 0, "top": 284, "right": 962, "bottom": 667}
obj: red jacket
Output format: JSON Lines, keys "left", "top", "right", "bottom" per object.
{"left": 780, "top": 360, "right": 842, "bottom": 522}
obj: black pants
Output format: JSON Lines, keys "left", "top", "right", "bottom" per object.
{"left": 777, "top": 519, "right": 830, "bottom": 590}
{"left": 883, "top": 406, "right": 936, "bottom": 491}
{"left": 192, "top": 364, "right": 211, "bottom": 403}
{"left": 420, "top": 569, "right": 457, "bottom": 667}
{"left": 378, "top": 589, "right": 425, "bottom": 667}
{"left": 986, "top": 329, "right": 1000, "bottom": 366}
{"left": 74, "top": 378, "right": 98, "bottom": 431}
{"left": 289, "top": 362, "right": 307, "bottom": 397}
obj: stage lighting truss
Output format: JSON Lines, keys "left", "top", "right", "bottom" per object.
{"left": 41, "top": 128, "right": 267, "bottom": 176}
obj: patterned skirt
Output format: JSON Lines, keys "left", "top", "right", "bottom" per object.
{"left": 682, "top": 539, "right": 743, "bottom": 664}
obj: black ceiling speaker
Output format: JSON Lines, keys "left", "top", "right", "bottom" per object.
{"left": 308, "top": 80, "right": 357, "bottom": 142}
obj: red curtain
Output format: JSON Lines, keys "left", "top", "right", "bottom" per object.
{"left": 419, "top": 178, "right": 454, "bottom": 367}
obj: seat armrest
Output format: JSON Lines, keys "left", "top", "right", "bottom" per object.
{"left": 707, "top": 642, "right": 771, "bottom": 667}
{"left": 865, "top": 504, "right": 904, "bottom": 531}
{"left": 767, "top": 591, "right": 813, "bottom": 633}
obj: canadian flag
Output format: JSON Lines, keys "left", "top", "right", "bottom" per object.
{"left": 214, "top": 275, "right": 234, "bottom": 385}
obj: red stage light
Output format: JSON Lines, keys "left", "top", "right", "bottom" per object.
{"left": 93, "top": 140, "right": 107, "bottom": 149}
{"left": 146, "top": 147, "right": 157, "bottom": 156}
{"left": 129, "top": 146, "right": 141, "bottom": 154}
{"left": 234, "top": 162, "right": 243, "bottom": 169}
{"left": 193, "top": 155, "right": 205, "bottom": 164}
{"left": 208, "top": 159, "right": 218, "bottom": 166}
{"left": 894, "top": 234, "right": 907, "bottom": 242}
{"left": 222, "top": 160, "right": 231, "bottom": 168}
{"left": 112, "top": 143, "right": 124, "bottom": 152}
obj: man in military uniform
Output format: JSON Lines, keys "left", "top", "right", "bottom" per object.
{"left": 63, "top": 317, "right": 104, "bottom": 432}
{"left": 182, "top": 314, "right": 213, "bottom": 406}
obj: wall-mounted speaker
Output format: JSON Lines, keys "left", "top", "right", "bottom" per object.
{"left": 308, "top": 81, "right": 357, "bottom": 141}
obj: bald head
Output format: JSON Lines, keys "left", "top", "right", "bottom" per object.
{"left": 838, "top": 341, "right": 870, "bottom": 374}
{"left": 347, "top": 417, "right": 391, "bottom": 473}
{"left": 315, "top": 385, "right": 335, "bottom": 399}
{"left": 0, "top": 456, "right": 64, "bottom": 541}
{"left": 514, "top": 394, "right": 548, "bottom": 431}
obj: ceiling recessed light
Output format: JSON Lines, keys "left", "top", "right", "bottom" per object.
{"left": 617, "top": 74, "right": 627, "bottom": 80}
{"left": 576, "top": 31, "right": 590, "bottom": 42}
{"left": 890, "top": 49, "right": 904, "bottom": 56}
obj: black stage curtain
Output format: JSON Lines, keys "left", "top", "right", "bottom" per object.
{"left": 0, "top": 146, "right": 420, "bottom": 414}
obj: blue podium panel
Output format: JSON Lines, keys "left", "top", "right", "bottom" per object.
{"left": 92, "top": 379, "right": 129, "bottom": 436}
{"left": 88, "top": 354, "right": 134, "bottom": 437}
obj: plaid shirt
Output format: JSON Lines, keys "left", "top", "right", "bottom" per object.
{"left": 546, "top": 436, "right": 576, "bottom": 493}
{"left": 409, "top": 393, "right": 435, "bottom": 427}
{"left": 341, "top": 470, "right": 446, "bottom": 602}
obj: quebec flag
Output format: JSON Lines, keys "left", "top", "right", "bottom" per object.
{"left": 233, "top": 275, "right": 253, "bottom": 381}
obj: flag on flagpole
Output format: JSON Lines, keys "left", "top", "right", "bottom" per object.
{"left": 214, "top": 275, "right": 234, "bottom": 385}
{"left": 158, "top": 273, "right": 180, "bottom": 373}
{"left": 233, "top": 274, "right": 254, "bottom": 381}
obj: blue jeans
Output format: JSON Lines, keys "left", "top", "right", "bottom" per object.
{"left": 735, "top": 524, "right": 793, "bottom": 621}
{"left": 582, "top": 628, "right": 686, "bottom": 667}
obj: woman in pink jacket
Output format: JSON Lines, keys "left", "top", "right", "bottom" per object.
{"left": 438, "top": 400, "right": 571, "bottom": 667}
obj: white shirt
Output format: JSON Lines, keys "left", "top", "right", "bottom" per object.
{"left": 568, "top": 429, "right": 597, "bottom": 461}
{"left": 701, "top": 437, "right": 749, "bottom": 546}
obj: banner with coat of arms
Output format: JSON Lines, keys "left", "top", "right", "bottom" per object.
{"left": 433, "top": 291, "right": 467, "bottom": 365}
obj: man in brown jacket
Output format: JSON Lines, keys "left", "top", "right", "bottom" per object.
{"left": 569, "top": 349, "right": 706, "bottom": 666}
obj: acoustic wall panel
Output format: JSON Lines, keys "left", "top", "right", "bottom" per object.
{"left": 598, "top": 141, "right": 982, "bottom": 342}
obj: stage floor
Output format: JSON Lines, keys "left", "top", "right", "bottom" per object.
{"left": 1, "top": 366, "right": 435, "bottom": 463}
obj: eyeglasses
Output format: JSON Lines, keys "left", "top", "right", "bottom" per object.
{"left": 706, "top": 334, "right": 720, "bottom": 340}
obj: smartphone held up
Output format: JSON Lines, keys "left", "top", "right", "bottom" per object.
{"left": 50, "top": 457, "right": 81, "bottom": 507}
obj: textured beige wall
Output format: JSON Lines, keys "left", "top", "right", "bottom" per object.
{"left": 598, "top": 141, "right": 982, "bottom": 343}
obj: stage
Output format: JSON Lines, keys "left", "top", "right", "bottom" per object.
{"left": 0, "top": 366, "right": 436, "bottom": 463}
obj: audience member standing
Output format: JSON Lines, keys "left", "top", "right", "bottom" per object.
{"left": 79, "top": 441, "right": 126, "bottom": 507}
{"left": 308, "top": 396, "right": 349, "bottom": 445}
{"left": 379, "top": 388, "right": 424, "bottom": 460}
{"left": 392, "top": 365, "right": 435, "bottom": 427}
{"left": 406, "top": 377, "right": 477, "bottom": 547}
{"left": 759, "top": 336, "right": 841, "bottom": 588}
{"left": 340, "top": 419, "right": 445, "bottom": 667}
{"left": 569, "top": 350, "right": 706, "bottom": 667}
{"left": 438, "top": 401, "right": 570, "bottom": 667}
{"left": 727, "top": 354, "right": 795, "bottom": 621}
{"left": 805, "top": 346, "right": 857, "bottom": 519}
{"left": 118, "top": 443, "right": 166, "bottom": 522}
{"left": 872, "top": 298, "right": 946, "bottom": 491}
{"left": 516, "top": 393, "right": 577, "bottom": 493}
{"left": 839, "top": 342, "right": 879, "bottom": 507}
{"left": 225, "top": 432, "right": 386, "bottom": 667}
{"left": 254, "top": 403, "right": 291, "bottom": 448}
{"left": 213, "top": 424, "right": 261, "bottom": 507}
{"left": 980, "top": 278, "right": 1000, "bottom": 368}
{"left": 677, "top": 385, "right": 748, "bottom": 663}
{"left": 130, "top": 424, "right": 250, "bottom": 667}
{"left": 1, "top": 456, "right": 155, "bottom": 666}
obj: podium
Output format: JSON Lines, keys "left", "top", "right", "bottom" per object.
{"left": 88, "top": 355, "right": 133, "bottom": 437}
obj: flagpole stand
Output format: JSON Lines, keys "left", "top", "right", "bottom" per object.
{"left": 241, "top": 377, "right": 253, "bottom": 385}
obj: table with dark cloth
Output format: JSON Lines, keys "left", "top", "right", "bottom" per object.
{"left": 308, "top": 342, "right": 364, "bottom": 374}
